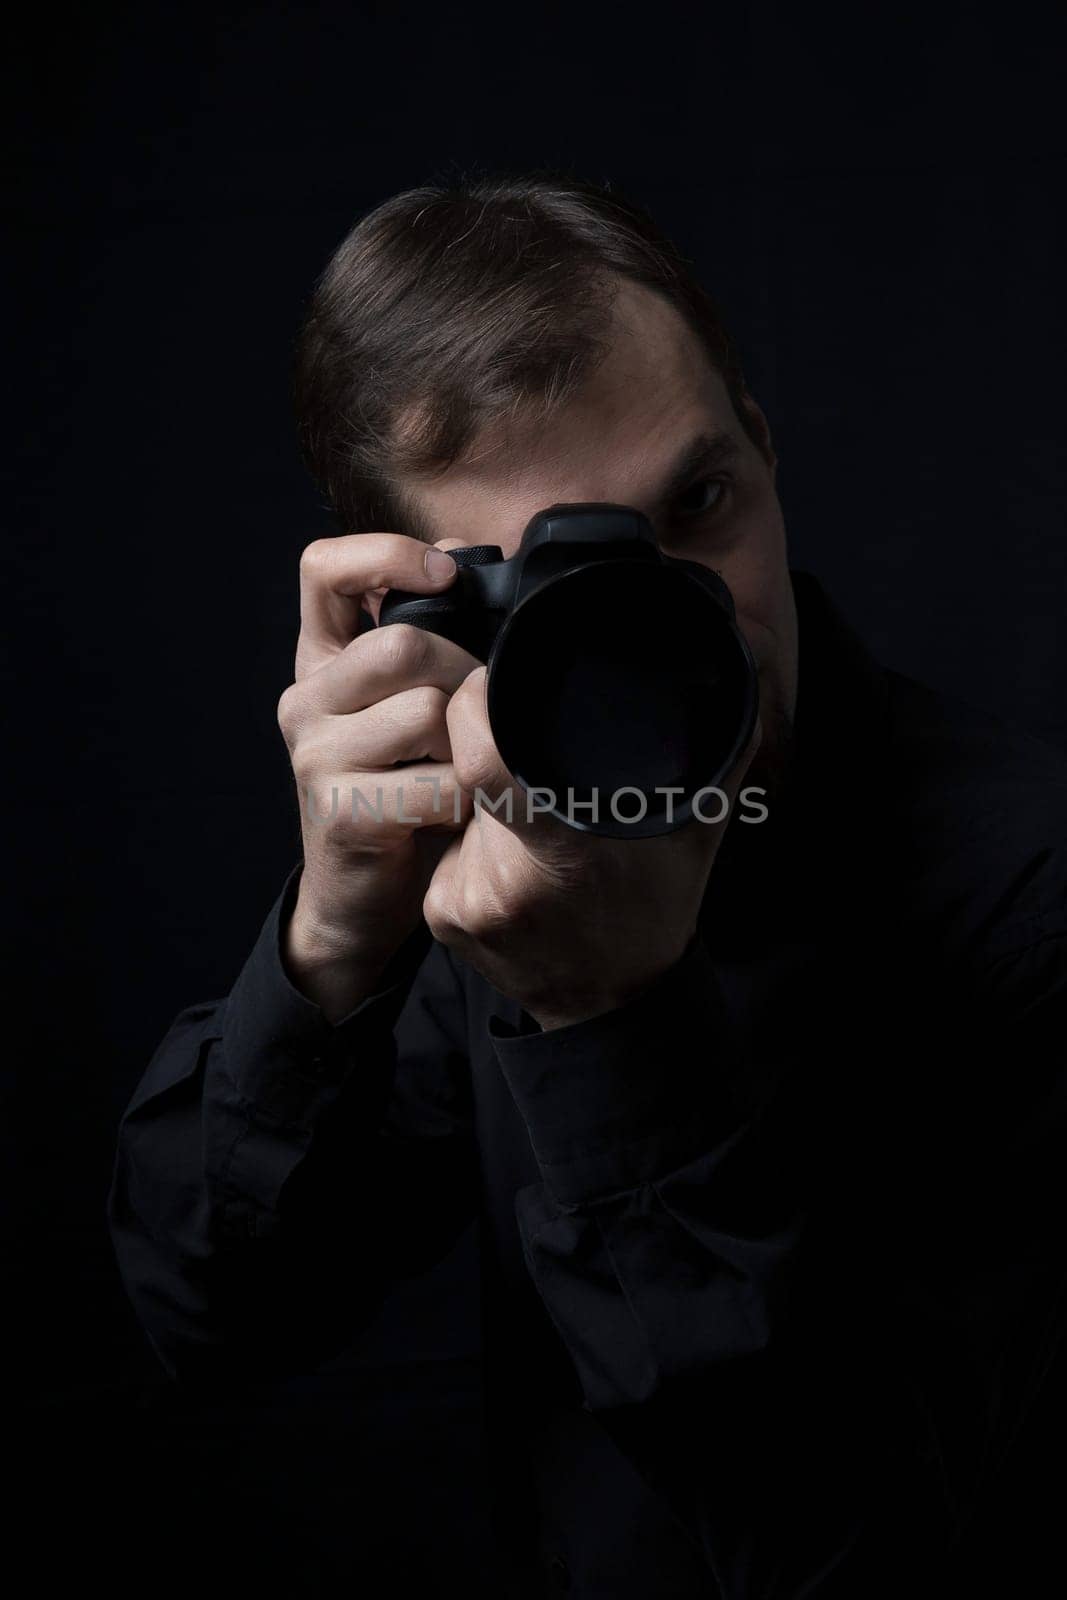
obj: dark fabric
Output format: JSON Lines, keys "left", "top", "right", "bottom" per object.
{"left": 106, "top": 567, "right": 1067, "bottom": 1598}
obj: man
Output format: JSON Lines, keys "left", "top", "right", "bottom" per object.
{"left": 107, "top": 172, "right": 1067, "bottom": 1597}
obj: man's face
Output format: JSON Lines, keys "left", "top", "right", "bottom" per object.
{"left": 392, "top": 277, "right": 799, "bottom": 804}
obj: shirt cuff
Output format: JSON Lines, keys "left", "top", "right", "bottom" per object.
{"left": 221, "top": 860, "right": 434, "bottom": 1124}
{"left": 488, "top": 934, "right": 742, "bottom": 1208}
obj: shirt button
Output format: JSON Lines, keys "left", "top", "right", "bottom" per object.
{"left": 306, "top": 1046, "right": 337, "bottom": 1077}
{"left": 547, "top": 1554, "right": 571, "bottom": 1591}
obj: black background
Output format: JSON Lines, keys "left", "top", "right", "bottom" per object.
{"left": 13, "top": 1, "right": 1067, "bottom": 1592}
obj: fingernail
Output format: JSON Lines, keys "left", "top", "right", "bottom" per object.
{"left": 424, "top": 549, "right": 457, "bottom": 582}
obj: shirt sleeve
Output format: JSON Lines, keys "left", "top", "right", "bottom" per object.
{"left": 106, "top": 861, "right": 478, "bottom": 1390}
{"left": 488, "top": 927, "right": 1067, "bottom": 1597}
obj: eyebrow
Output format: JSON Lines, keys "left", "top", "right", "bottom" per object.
{"left": 396, "top": 427, "right": 743, "bottom": 545}
{"left": 650, "top": 430, "right": 742, "bottom": 514}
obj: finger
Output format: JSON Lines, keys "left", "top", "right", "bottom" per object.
{"left": 290, "top": 622, "right": 482, "bottom": 719}
{"left": 444, "top": 666, "right": 564, "bottom": 842}
{"left": 296, "top": 531, "right": 458, "bottom": 676}
{"left": 420, "top": 830, "right": 467, "bottom": 941}
{"left": 446, "top": 671, "right": 765, "bottom": 843}
{"left": 296, "top": 760, "right": 475, "bottom": 841}
{"left": 360, "top": 535, "right": 469, "bottom": 626}
{"left": 302, "top": 686, "right": 455, "bottom": 770}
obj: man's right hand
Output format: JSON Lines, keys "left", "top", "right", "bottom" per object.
{"left": 277, "top": 532, "right": 481, "bottom": 1021}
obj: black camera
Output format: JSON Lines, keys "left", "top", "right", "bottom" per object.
{"left": 376, "top": 503, "right": 758, "bottom": 838}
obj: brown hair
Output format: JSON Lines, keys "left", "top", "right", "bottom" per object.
{"left": 291, "top": 164, "right": 758, "bottom": 538}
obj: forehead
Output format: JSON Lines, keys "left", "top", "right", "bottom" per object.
{"left": 400, "top": 279, "right": 734, "bottom": 542}
{"left": 586, "top": 276, "right": 715, "bottom": 397}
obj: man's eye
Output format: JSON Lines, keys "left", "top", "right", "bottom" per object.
{"left": 673, "top": 477, "right": 727, "bottom": 519}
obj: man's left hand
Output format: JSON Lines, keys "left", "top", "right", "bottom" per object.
{"left": 421, "top": 664, "right": 763, "bottom": 1031}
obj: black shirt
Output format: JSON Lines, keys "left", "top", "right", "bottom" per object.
{"left": 106, "top": 568, "right": 1067, "bottom": 1598}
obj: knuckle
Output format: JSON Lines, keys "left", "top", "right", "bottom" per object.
{"left": 490, "top": 851, "right": 531, "bottom": 905}
{"left": 290, "top": 737, "right": 327, "bottom": 789}
{"left": 299, "top": 778, "right": 343, "bottom": 833}
{"left": 422, "top": 880, "right": 460, "bottom": 939}
{"left": 375, "top": 623, "right": 427, "bottom": 679}
{"left": 412, "top": 684, "right": 449, "bottom": 725}
{"left": 340, "top": 626, "right": 370, "bottom": 660}
{"left": 461, "top": 881, "right": 510, "bottom": 938}
{"left": 298, "top": 538, "right": 331, "bottom": 581}
{"left": 276, "top": 683, "right": 304, "bottom": 742}
{"left": 453, "top": 748, "right": 495, "bottom": 796}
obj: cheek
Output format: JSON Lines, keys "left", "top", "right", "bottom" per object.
{"left": 737, "top": 619, "right": 775, "bottom": 680}
{"left": 732, "top": 588, "right": 798, "bottom": 738}
{"left": 719, "top": 507, "right": 790, "bottom": 625}
{"left": 729, "top": 572, "right": 794, "bottom": 685}
{"left": 717, "top": 570, "right": 787, "bottom": 674}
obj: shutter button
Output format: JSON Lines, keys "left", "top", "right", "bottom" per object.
{"left": 307, "top": 1041, "right": 336, "bottom": 1076}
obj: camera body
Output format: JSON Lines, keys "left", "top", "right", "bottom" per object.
{"left": 377, "top": 503, "right": 759, "bottom": 838}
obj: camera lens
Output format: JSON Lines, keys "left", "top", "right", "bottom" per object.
{"left": 486, "top": 560, "right": 756, "bottom": 836}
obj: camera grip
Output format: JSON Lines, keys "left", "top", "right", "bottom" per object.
{"left": 377, "top": 544, "right": 505, "bottom": 660}
{"left": 376, "top": 592, "right": 494, "bottom": 662}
